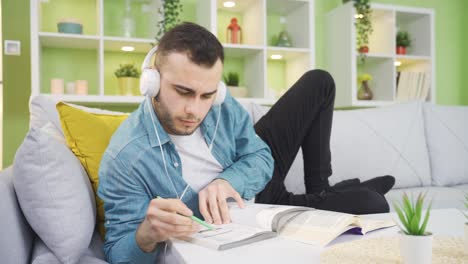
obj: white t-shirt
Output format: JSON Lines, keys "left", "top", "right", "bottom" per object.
{"left": 168, "top": 128, "right": 223, "bottom": 192}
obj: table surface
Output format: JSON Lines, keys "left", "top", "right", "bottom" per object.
{"left": 169, "top": 206, "right": 466, "bottom": 264}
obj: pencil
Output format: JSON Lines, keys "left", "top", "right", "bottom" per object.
{"left": 156, "top": 196, "right": 215, "bottom": 230}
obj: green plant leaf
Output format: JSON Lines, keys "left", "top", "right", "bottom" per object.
{"left": 402, "top": 193, "right": 414, "bottom": 226}
{"left": 393, "top": 201, "right": 409, "bottom": 233}
{"left": 419, "top": 202, "right": 431, "bottom": 235}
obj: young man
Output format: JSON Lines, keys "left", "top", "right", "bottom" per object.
{"left": 98, "top": 22, "right": 393, "bottom": 263}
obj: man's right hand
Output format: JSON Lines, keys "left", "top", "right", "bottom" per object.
{"left": 135, "top": 198, "right": 199, "bottom": 252}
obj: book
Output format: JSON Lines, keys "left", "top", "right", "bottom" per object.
{"left": 179, "top": 204, "right": 395, "bottom": 250}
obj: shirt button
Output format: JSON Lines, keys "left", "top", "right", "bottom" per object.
{"left": 174, "top": 162, "right": 179, "bottom": 167}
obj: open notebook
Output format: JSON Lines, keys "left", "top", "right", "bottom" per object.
{"left": 179, "top": 204, "right": 395, "bottom": 250}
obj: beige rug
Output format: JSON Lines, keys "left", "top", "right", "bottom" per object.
{"left": 321, "top": 236, "right": 468, "bottom": 263}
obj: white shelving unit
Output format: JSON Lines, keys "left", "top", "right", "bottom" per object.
{"left": 31, "top": 0, "right": 315, "bottom": 105}
{"left": 325, "top": 2, "right": 435, "bottom": 108}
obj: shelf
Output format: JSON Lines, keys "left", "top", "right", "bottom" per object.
{"left": 395, "top": 55, "right": 431, "bottom": 60}
{"left": 356, "top": 57, "right": 394, "bottom": 102}
{"left": 223, "top": 44, "right": 264, "bottom": 56}
{"left": 103, "top": 37, "right": 154, "bottom": 52}
{"left": 39, "top": 0, "right": 99, "bottom": 35}
{"left": 268, "top": 47, "right": 311, "bottom": 60}
{"left": 325, "top": 2, "right": 434, "bottom": 107}
{"left": 45, "top": 94, "right": 145, "bottom": 104}
{"left": 266, "top": 0, "right": 311, "bottom": 49}
{"left": 217, "top": 0, "right": 265, "bottom": 45}
{"left": 39, "top": 32, "right": 100, "bottom": 49}
{"left": 103, "top": 0, "right": 157, "bottom": 39}
{"left": 352, "top": 100, "right": 396, "bottom": 107}
{"left": 355, "top": 52, "right": 393, "bottom": 59}
{"left": 396, "top": 11, "right": 432, "bottom": 57}
{"left": 366, "top": 8, "right": 395, "bottom": 55}
{"left": 32, "top": 0, "right": 316, "bottom": 104}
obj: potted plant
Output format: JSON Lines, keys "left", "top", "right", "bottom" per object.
{"left": 394, "top": 192, "right": 433, "bottom": 264}
{"left": 114, "top": 63, "right": 141, "bottom": 96}
{"left": 396, "top": 31, "right": 411, "bottom": 55}
{"left": 357, "top": 73, "right": 373, "bottom": 100}
{"left": 224, "top": 72, "right": 248, "bottom": 98}
{"left": 353, "top": 0, "right": 373, "bottom": 53}
{"left": 155, "top": 0, "right": 183, "bottom": 43}
{"left": 463, "top": 193, "right": 468, "bottom": 252}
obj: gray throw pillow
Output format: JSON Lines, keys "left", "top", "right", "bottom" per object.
{"left": 13, "top": 127, "right": 96, "bottom": 264}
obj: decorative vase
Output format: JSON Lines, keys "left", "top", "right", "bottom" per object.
{"left": 227, "top": 86, "right": 248, "bottom": 98}
{"left": 357, "top": 80, "right": 373, "bottom": 100}
{"left": 396, "top": 46, "right": 407, "bottom": 55}
{"left": 359, "top": 46, "right": 369, "bottom": 53}
{"left": 399, "top": 232, "right": 433, "bottom": 264}
{"left": 226, "top": 18, "right": 242, "bottom": 44}
{"left": 276, "top": 30, "right": 292, "bottom": 47}
{"left": 118, "top": 77, "right": 139, "bottom": 96}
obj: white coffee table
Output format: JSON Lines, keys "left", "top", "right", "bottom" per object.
{"left": 167, "top": 207, "right": 465, "bottom": 264}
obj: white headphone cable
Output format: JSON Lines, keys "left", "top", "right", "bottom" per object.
{"left": 145, "top": 96, "right": 180, "bottom": 199}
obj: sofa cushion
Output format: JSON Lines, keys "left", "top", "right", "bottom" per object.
{"left": 31, "top": 233, "right": 108, "bottom": 264}
{"left": 328, "top": 101, "right": 432, "bottom": 189}
{"left": 29, "top": 95, "right": 127, "bottom": 134}
{"left": 13, "top": 126, "right": 96, "bottom": 264}
{"left": 423, "top": 103, "right": 468, "bottom": 186}
{"left": 56, "top": 102, "right": 129, "bottom": 238}
{"left": 0, "top": 167, "right": 35, "bottom": 264}
{"left": 386, "top": 186, "right": 466, "bottom": 211}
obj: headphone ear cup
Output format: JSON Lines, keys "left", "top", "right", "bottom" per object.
{"left": 140, "top": 69, "right": 160, "bottom": 97}
{"left": 213, "top": 81, "right": 226, "bottom": 106}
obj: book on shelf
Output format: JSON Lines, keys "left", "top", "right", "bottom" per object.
{"left": 178, "top": 203, "right": 395, "bottom": 250}
{"left": 396, "top": 71, "right": 430, "bottom": 101}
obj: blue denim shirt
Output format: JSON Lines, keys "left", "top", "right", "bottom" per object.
{"left": 97, "top": 93, "right": 274, "bottom": 263}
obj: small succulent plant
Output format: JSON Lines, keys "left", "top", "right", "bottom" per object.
{"left": 393, "top": 192, "right": 432, "bottom": 235}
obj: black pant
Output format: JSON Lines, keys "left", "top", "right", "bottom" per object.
{"left": 254, "top": 70, "right": 389, "bottom": 215}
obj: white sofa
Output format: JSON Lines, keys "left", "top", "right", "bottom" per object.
{"left": 1, "top": 95, "right": 467, "bottom": 263}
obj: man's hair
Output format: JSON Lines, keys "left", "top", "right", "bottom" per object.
{"left": 155, "top": 22, "right": 224, "bottom": 68}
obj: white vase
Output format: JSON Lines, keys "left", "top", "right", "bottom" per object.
{"left": 227, "top": 86, "right": 248, "bottom": 98}
{"left": 399, "top": 231, "right": 433, "bottom": 264}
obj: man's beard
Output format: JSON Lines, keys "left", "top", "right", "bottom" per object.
{"left": 153, "top": 96, "right": 202, "bottom": 135}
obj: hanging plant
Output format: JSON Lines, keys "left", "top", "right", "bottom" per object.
{"left": 155, "top": 0, "right": 183, "bottom": 43}
{"left": 353, "top": 0, "right": 373, "bottom": 53}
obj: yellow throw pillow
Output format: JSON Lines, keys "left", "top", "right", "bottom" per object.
{"left": 56, "top": 102, "right": 128, "bottom": 238}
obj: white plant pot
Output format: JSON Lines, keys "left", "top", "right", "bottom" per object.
{"left": 465, "top": 223, "right": 468, "bottom": 253}
{"left": 399, "top": 231, "right": 433, "bottom": 264}
{"left": 227, "top": 86, "right": 248, "bottom": 98}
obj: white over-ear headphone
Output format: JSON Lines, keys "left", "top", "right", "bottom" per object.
{"left": 139, "top": 45, "right": 226, "bottom": 106}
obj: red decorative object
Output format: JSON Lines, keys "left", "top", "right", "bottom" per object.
{"left": 396, "top": 46, "right": 406, "bottom": 55}
{"left": 226, "top": 18, "right": 242, "bottom": 44}
{"left": 359, "top": 46, "right": 369, "bottom": 53}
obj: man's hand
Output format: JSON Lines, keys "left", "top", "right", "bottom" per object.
{"left": 199, "top": 179, "right": 245, "bottom": 225}
{"left": 136, "top": 198, "right": 199, "bottom": 252}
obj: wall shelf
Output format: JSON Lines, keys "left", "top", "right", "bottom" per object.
{"left": 31, "top": 0, "right": 315, "bottom": 105}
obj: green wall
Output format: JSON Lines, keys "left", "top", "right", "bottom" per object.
{"left": 2, "top": 0, "right": 30, "bottom": 168}
{"left": 2, "top": 0, "right": 468, "bottom": 168}
{"left": 315, "top": 0, "right": 468, "bottom": 106}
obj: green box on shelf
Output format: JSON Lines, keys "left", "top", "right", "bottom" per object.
{"left": 57, "top": 19, "right": 83, "bottom": 34}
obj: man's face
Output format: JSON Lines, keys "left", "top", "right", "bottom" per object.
{"left": 153, "top": 52, "right": 223, "bottom": 136}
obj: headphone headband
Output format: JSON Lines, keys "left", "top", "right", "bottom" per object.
{"left": 139, "top": 46, "right": 226, "bottom": 105}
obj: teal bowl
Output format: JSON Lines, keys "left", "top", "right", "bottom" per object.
{"left": 57, "top": 22, "right": 83, "bottom": 34}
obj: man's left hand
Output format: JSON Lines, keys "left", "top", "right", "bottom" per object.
{"left": 198, "top": 179, "right": 245, "bottom": 225}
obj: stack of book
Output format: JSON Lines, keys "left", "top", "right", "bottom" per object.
{"left": 396, "top": 71, "right": 431, "bottom": 101}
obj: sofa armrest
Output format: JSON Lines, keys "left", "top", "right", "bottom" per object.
{"left": 0, "top": 167, "right": 35, "bottom": 264}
